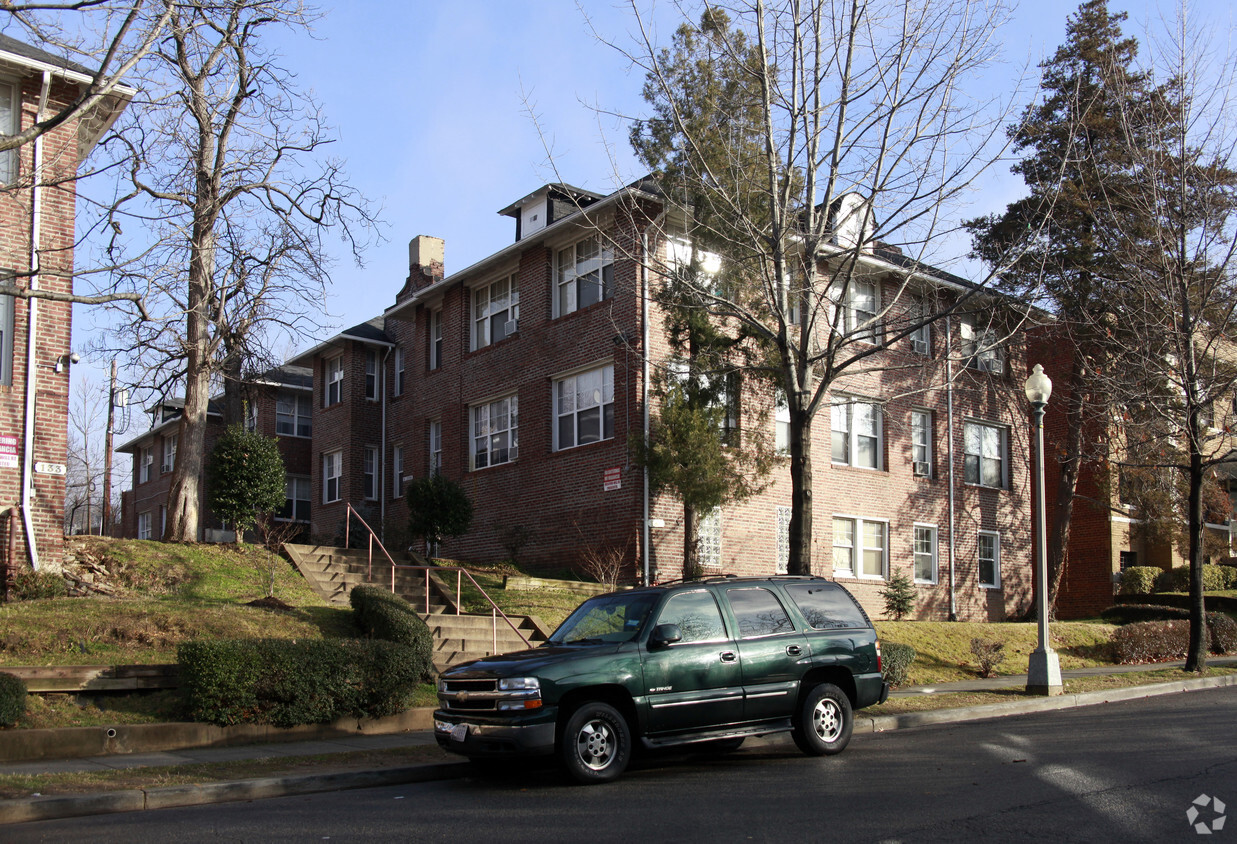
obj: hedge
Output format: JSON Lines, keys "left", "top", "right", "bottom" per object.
{"left": 1111, "top": 614, "right": 1237, "bottom": 664}
{"left": 0, "top": 671, "right": 26, "bottom": 726}
{"left": 881, "top": 642, "right": 915, "bottom": 687}
{"left": 1117, "top": 566, "right": 1161, "bottom": 596}
{"left": 178, "top": 638, "right": 422, "bottom": 727}
{"left": 350, "top": 584, "right": 435, "bottom": 682}
{"left": 1153, "top": 565, "right": 1236, "bottom": 594}
{"left": 1100, "top": 604, "right": 1189, "bottom": 625}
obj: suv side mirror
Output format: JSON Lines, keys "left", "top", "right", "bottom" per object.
{"left": 650, "top": 623, "right": 683, "bottom": 647}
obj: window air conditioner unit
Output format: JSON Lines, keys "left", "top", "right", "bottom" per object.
{"left": 911, "top": 338, "right": 928, "bottom": 355}
{"left": 161, "top": 463, "right": 172, "bottom": 473}
{"left": 913, "top": 461, "right": 931, "bottom": 478}
{"left": 503, "top": 319, "right": 519, "bottom": 336}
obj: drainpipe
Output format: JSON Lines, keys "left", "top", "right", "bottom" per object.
{"left": 20, "top": 71, "right": 51, "bottom": 570}
{"left": 946, "top": 314, "right": 957, "bottom": 621}
{"left": 379, "top": 345, "right": 391, "bottom": 542}
{"left": 640, "top": 207, "right": 669, "bottom": 587}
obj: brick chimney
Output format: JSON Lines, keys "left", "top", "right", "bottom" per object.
{"left": 395, "top": 235, "right": 445, "bottom": 303}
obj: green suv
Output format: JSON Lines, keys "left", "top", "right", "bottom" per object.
{"left": 434, "top": 575, "right": 889, "bottom": 783}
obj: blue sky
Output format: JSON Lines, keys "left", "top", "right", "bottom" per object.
{"left": 73, "top": 0, "right": 1234, "bottom": 411}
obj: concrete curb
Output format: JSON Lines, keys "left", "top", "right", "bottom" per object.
{"left": 2, "top": 676, "right": 1234, "bottom": 826}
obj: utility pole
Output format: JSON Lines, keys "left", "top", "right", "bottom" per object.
{"left": 101, "top": 361, "right": 116, "bottom": 536}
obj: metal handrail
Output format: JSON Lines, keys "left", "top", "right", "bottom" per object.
{"left": 341, "top": 503, "right": 530, "bottom": 651}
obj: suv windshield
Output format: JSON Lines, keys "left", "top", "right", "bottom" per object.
{"left": 549, "top": 591, "right": 659, "bottom": 644}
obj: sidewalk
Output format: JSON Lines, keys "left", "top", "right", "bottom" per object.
{"left": 2, "top": 658, "right": 1236, "bottom": 825}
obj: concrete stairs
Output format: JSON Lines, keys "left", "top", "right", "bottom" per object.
{"left": 283, "top": 543, "right": 547, "bottom": 671}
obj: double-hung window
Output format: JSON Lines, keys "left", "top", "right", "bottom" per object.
{"left": 843, "top": 279, "right": 880, "bottom": 341}
{"left": 162, "top": 433, "right": 177, "bottom": 473}
{"left": 964, "top": 421, "right": 1007, "bottom": 488}
{"left": 831, "top": 396, "right": 881, "bottom": 469}
{"left": 978, "top": 530, "right": 1001, "bottom": 588}
{"left": 775, "top": 391, "right": 791, "bottom": 454}
{"left": 473, "top": 274, "right": 519, "bottom": 349}
{"left": 429, "top": 309, "right": 443, "bottom": 370}
{"left": 909, "top": 297, "right": 931, "bottom": 355}
{"left": 556, "top": 234, "right": 613, "bottom": 316}
{"left": 137, "top": 512, "right": 152, "bottom": 540}
{"left": 325, "top": 356, "right": 343, "bottom": 406}
{"left": 322, "top": 451, "right": 342, "bottom": 503}
{"left": 392, "top": 445, "right": 404, "bottom": 497}
{"left": 139, "top": 447, "right": 153, "bottom": 484}
{"left": 911, "top": 410, "right": 932, "bottom": 478}
{"left": 832, "top": 516, "right": 887, "bottom": 579}
{"left": 276, "top": 391, "right": 312, "bottom": 437}
{"left": 429, "top": 419, "right": 442, "bottom": 475}
{"left": 472, "top": 395, "right": 518, "bottom": 469}
{"left": 362, "top": 446, "right": 378, "bottom": 500}
{"left": 279, "top": 476, "right": 311, "bottom": 522}
{"left": 364, "top": 350, "right": 379, "bottom": 400}
{"left": 0, "top": 81, "right": 16, "bottom": 184}
{"left": 914, "top": 524, "right": 938, "bottom": 583}
{"left": 393, "top": 346, "right": 405, "bottom": 396}
{"left": 554, "top": 363, "right": 614, "bottom": 450}
{"left": 960, "top": 315, "right": 1004, "bottom": 373}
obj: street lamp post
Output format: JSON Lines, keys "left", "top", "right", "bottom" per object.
{"left": 1025, "top": 363, "right": 1063, "bottom": 695}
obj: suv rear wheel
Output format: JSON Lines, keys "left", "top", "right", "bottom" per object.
{"left": 560, "top": 701, "right": 631, "bottom": 784}
{"left": 792, "top": 682, "right": 853, "bottom": 756}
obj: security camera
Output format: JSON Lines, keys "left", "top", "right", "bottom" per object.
{"left": 69, "top": 352, "right": 80, "bottom": 364}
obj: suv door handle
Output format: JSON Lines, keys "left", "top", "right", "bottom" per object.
{"left": 720, "top": 651, "right": 737, "bottom": 663}
{"left": 786, "top": 645, "right": 802, "bottom": 657}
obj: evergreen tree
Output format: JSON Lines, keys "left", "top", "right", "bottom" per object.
{"left": 205, "top": 425, "right": 285, "bottom": 541}
{"left": 406, "top": 475, "right": 474, "bottom": 559}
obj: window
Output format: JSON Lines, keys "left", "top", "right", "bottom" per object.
{"left": 276, "top": 391, "right": 312, "bottom": 437}
{"left": 139, "top": 447, "right": 153, "bottom": 484}
{"left": 911, "top": 410, "right": 932, "bottom": 478}
{"left": 776, "top": 506, "right": 792, "bottom": 574}
{"left": 1119, "top": 550, "right": 1138, "bottom": 571}
{"left": 364, "top": 349, "right": 379, "bottom": 400}
{"left": 0, "top": 283, "right": 14, "bottom": 386}
{"left": 137, "top": 511, "right": 152, "bottom": 540}
{"left": 775, "top": 391, "right": 791, "bottom": 454}
{"left": 831, "top": 397, "right": 881, "bottom": 469}
{"left": 726, "top": 587, "right": 794, "bottom": 638}
{"left": 964, "top": 421, "right": 1007, "bottom": 488}
{"left": 362, "top": 446, "right": 378, "bottom": 500}
{"left": 0, "top": 81, "right": 16, "bottom": 184}
{"left": 914, "top": 524, "right": 938, "bottom": 584}
{"left": 978, "top": 530, "right": 1001, "bottom": 588}
{"left": 322, "top": 450, "right": 341, "bottom": 503}
{"left": 909, "top": 305, "right": 931, "bottom": 355}
{"left": 162, "top": 433, "right": 177, "bottom": 473}
{"left": 554, "top": 363, "right": 614, "bottom": 450}
{"left": 393, "top": 346, "right": 405, "bottom": 396}
{"left": 472, "top": 395, "right": 518, "bottom": 469}
{"left": 429, "top": 419, "right": 442, "bottom": 475}
{"left": 698, "top": 506, "right": 721, "bottom": 570}
{"left": 244, "top": 402, "right": 258, "bottom": 432}
{"left": 655, "top": 590, "right": 727, "bottom": 643}
{"left": 842, "top": 279, "right": 880, "bottom": 341}
{"left": 960, "top": 315, "right": 1003, "bottom": 373}
{"left": 784, "top": 582, "right": 870, "bottom": 629}
{"left": 473, "top": 274, "right": 519, "bottom": 349}
{"left": 278, "top": 476, "right": 311, "bottom": 522}
{"left": 325, "top": 356, "right": 343, "bottom": 406}
{"left": 556, "top": 234, "right": 613, "bottom": 316}
{"left": 159, "top": 506, "right": 166, "bottom": 538}
{"left": 668, "top": 361, "right": 740, "bottom": 444}
{"left": 392, "top": 445, "right": 404, "bottom": 497}
{"left": 429, "top": 308, "right": 442, "bottom": 370}
{"left": 833, "top": 516, "right": 886, "bottom": 579}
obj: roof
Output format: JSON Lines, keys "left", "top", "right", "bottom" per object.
{"left": 497, "top": 182, "right": 606, "bottom": 218}
{"left": 286, "top": 316, "right": 392, "bottom": 367}
{"left": 0, "top": 33, "right": 92, "bottom": 76}
{"left": 250, "top": 364, "right": 313, "bottom": 391}
{"left": 115, "top": 399, "right": 223, "bottom": 454}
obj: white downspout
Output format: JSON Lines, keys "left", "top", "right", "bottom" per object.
{"left": 946, "top": 315, "right": 957, "bottom": 621}
{"left": 21, "top": 70, "right": 51, "bottom": 570}
{"left": 640, "top": 208, "right": 668, "bottom": 587}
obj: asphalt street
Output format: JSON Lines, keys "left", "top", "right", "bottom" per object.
{"left": 5, "top": 685, "right": 1234, "bottom": 843}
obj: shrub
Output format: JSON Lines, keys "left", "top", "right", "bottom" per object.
{"left": 206, "top": 425, "right": 286, "bottom": 540}
{"left": 1153, "top": 565, "right": 1231, "bottom": 593}
{"left": 1209, "top": 613, "right": 1237, "bottom": 655}
{"left": 880, "top": 570, "right": 916, "bottom": 620}
{"left": 0, "top": 672, "right": 27, "bottom": 726}
{"left": 1117, "top": 566, "right": 1161, "bottom": 596}
{"left": 11, "top": 569, "right": 69, "bottom": 600}
{"left": 881, "top": 642, "right": 916, "bottom": 687}
{"left": 178, "top": 637, "right": 422, "bottom": 727}
{"left": 970, "top": 637, "right": 1006, "bottom": 678}
{"left": 405, "top": 474, "right": 474, "bottom": 555}
{"left": 1111, "top": 619, "right": 1190, "bottom": 663}
{"left": 350, "top": 585, "right": 435, "bottom": 683}
{"left": 1100, "top": 604, "right": 1189, "bottom": 625}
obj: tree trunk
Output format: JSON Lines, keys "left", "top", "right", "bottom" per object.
{"left": 682, "top": 505, "right": 700, "bottom": 580}
{"left": 787, "top": 396, "right": 813, "bottom": 575}
{"left": 1184, "top": 443, "right": 1207, "bottom": 672}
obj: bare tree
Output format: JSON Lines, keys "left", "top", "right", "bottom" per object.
{"left": 64, "top": 376, "right": 108, "bottom": 534}
{"left": 623, "top": 0, "right": 1018, "bottom": 574}
{"left": 89, "top": 0, "right": 373, "bottom": 542}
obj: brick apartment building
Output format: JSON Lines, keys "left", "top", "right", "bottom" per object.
{"left": 117, "top": 366, "right": 313, "bottom": 541}
{"left": 277, "top": 181, "right": 1038, "bottom": 622}
{"left": 0, "top": 35, "right": 131, "bottom": 576}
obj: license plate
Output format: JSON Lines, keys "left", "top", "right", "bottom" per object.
{"left": 450, "top": 723, "right": 469, "bottom": 743}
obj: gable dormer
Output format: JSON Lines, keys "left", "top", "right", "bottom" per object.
{"left": 498, "top": 183, "right": 604, "bottom": 242}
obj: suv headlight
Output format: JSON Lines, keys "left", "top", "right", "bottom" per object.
{"left": 498, "top": 677, "right": 540, "bottom": 691}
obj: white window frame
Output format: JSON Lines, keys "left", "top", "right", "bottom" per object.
{"left": 964, "top": 420, "right": 1008, "bottom": 489}
{"left": 472, "top": 274, "right": 519, "bottom": 350}
{"left": 0, "top": 80, "right": 16, "bottom": 185}
{"left": 832, "top": 515, "right": 887, "bottom": 579}
{"left": 429, "top": 419, "right": 442, "bottom": 476}
{"left": 322, "top": 450, "right": 342, "bottom": 504}
{"left": 978, "top": 530, "right": 1001, "bottom": 589}
{"left": 137, "top": 511, "right": 152, "bottom": 540}
{"left": 276, "top": 391, "right": 312, "bottom": 438}
{"left": 429, "top": 308, "right": 442, "bottom": 370}
{"left": 913, "top": 523, "right": 938, "bottom": 584}
{"left": 911, "top": 410, "right": 932, "bottom": 478}
{"left": 243, "top": 402, "right": 258, "bottom": 432}
{"left": 162, "top": 433, "right": 177, "bottom": 473}
{"left": 139, "top": 447, "right": 153, "bottom": 484}
{"left": 392, "top": 445, "right": 404, "bottom": 497}
{"left": 838, "top": 278, "right": 880, "bottom": 342}
{"left": 831, "top": 396, "right": 882, "bottom": 470}
{"left": 364, "top": 349, "right": 379, "bottom": 400}
{"left": 555, "top": 234, "right": 614, "bottom": 317}
{"left": 832, "top": 517, "right": 855, "bottom": 577}
{"left": 553, "top": 363, "right": 615, "bottom": 451}
{"left": 471, "top": 394, "right": 518, "bottom": 470}
{"left": 667, "top": 359, "right": 740, "bottom": 442}
{"left": 960, "top": 314, "right": 1004, "bottom": 373}
{"left": 393, "top": 346, "right": 405, "bottom": 396}
{"left": 325, "top": 356, "right": 343, "bottom": 407}
{"left": 776, "top": 506, "right": 792, "bottom": 574}
{"left": 775, "top": 392, "right": 791, "bottom": 454}
{"left": 698, "top": 506, "right": 722, "bottom": 571}
{"left": 362, "top": 445, "right": 378, "bottom": 500}
{"left": 909, "top": 314, "right": 930, "bottom": 356}
{"left": 277, "top": 475, "right": 311, "bottom": 523}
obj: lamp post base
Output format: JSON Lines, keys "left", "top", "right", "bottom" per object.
{"left": 1027, "top": 649, "right": 1063, "bottom": 695}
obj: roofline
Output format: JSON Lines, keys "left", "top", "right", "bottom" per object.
{"left": 115, "top": 409, "right": 222, "bottom": 454}
{"left": 386, "top": 183, "right": 658, "bottom": 318}
{"left": 286, "top": 328, "right": 393, "bottom": 367}
{"left": 0, "top": 45, "right": 137, "bottom": 98}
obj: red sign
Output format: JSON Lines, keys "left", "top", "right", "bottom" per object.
{"left": 603, "top": 467, "right": 622, "bottom": 491}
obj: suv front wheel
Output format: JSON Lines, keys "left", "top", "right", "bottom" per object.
{"left": 560, "top": 701, "right": 632, "bottom": 784}
{"left": 792, "top": 682, "right": 853, "bottom": 756}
